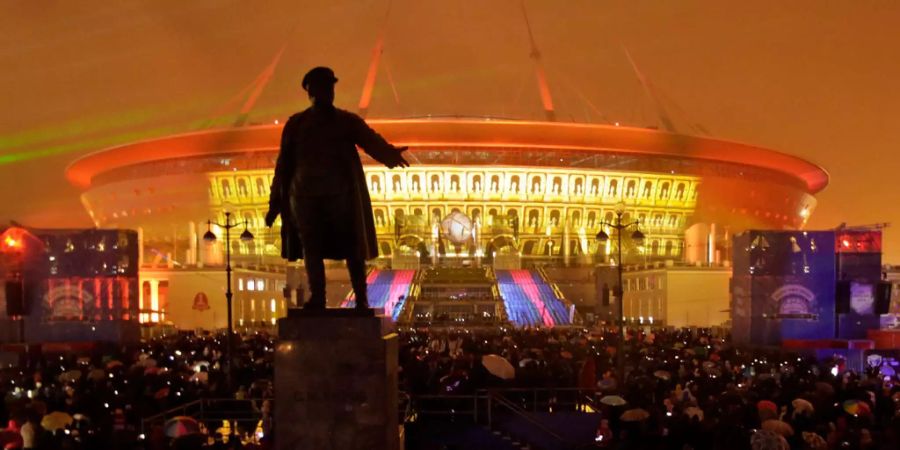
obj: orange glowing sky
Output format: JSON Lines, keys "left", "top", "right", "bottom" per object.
{"left": 1, "top": 1, "right": 899, "bottom": 262}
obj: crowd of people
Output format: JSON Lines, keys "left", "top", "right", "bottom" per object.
{"left": 0, "top": 325, "right": 897, "bottom": 449}
{"left": 0, "top": 332, "right": 275, "bottom": 449}
{"left": 398, "top": 326, "right": 900, "bottom": 450}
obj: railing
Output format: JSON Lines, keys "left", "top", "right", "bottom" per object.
{"left": 411, "top": 388, "right": 602, "bottom": 450}
{"left": 488, "top": 391, "right": 573, "bottom": 450}
{"left": 140, "top": 398, "right": 268, "bottom": 439}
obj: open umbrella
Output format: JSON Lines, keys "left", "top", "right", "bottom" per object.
{"left": 791, "top": 398, "right": 814, "bottom": 415}
{"left": 653, "top": 370, "right": 671, "bottom": 381}
{"left": 482, "top": 354, "right": 515, "bottom": 380}
{"left": 106, "top": 360, "right": 123, "bottom": 370}
{"left": 87, "top": 368, "right": 106, "bottom": 382}
{"left": 842, "top": 399, "right": 870, "bottom": 416}
{"left": 757, "top": 400, "right": 778, "bottom": 413}
{"left": 0, "top": 429, "right": 23, "bottom": 449}
{"left": 154, "top": 387, "right": 170, "bottom": 400}
{"left": 58, "top": 369, "right": 82, "bottom": 383}
{"left": 761, "top": 419, "right": 794, "bottom": 437}
{"left": 685, "top": 406, "right": 704, "bottom": 421}
{"left": 600, "top": 395, "right": 626, "bottom": 407}
{"left": 164, "top": 416, "right": 201, "bottom": 438}
{"left": 41, "top": 411, "right": 73, "bottom": 431}
{"left": 620, "top": 408, "right": 649, "bottom": 422}
{"left": 814, "top": 381, "right": 834, "bottom": 396}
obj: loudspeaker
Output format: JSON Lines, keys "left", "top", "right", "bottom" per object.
{"left": 5, "top": 280, "right": 24, "bottom": 316}
{"left": 836, "top": 280, "right": 851, "bottom": 314}
{"left": 875, "top": 281, "right": 892, "bottom": 315}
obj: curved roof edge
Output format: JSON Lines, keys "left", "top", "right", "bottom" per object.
{"left": 66, "top": 118, "right": 829, "bottom": 193}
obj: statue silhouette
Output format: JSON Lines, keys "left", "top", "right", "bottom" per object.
{"left": 266, "top": 67, "right": 409, "bottom": 310}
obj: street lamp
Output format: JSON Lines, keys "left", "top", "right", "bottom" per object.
{"left": 203, "top": 211, "right": 253, "bottom": 389}
{"left": 595, "top": 202, "right": 644, "bottom": 381}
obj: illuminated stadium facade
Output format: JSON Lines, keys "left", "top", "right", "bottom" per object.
{"left": 64, "top": 118, "right": 828, "bottom": 329}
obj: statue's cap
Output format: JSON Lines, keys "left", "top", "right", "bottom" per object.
{"left": 302, "top": 67, "right": 338, "bottom": 91}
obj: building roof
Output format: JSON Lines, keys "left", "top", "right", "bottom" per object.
{"left": 66, "top": 118, "right": 828, "bottom": 193}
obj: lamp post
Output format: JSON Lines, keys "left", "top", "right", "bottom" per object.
{"left": 595, "top": 202, "right": 644, "bottom": 382}
{"left": 203, "top": 211, "right": 254, "bottom": 389}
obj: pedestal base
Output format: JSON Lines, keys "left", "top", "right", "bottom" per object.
{"left": 275, "top": 309, "right": 399, "bottom": 450}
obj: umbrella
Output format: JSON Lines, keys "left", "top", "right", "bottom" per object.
{"left": 842, "top": 399, "right": 870, "bottom": 416}
{"left": 87, "top": 368, "right": 106, "bottom": 382}
{"left": 164, "top": 416, "right": 201, "bottom": 438}
{"left": 482, "top": 354, "right": 515, "bottom": 380}
{"left": 58, "top": 369, "right": 82, "bottom": 383}
{"left": 684, "top": 406, "right": 704, "bottom": 421}
{"left": 620, "top": 408, "right": 649, "bottom": 422}
{"left": 597, "top": 378, "right": 617, "bottom": 390}
{"left": 814, "top": 381, "right": 834, "bottom": 396}
{"left": 0, "top": 429, "right": 23, "bottom": 448}
{"left": 761, "top": 419, "right": 794, "bottom": 437}
{"left": 106, "top": 360, "right": 123, "bottom": 369}
{"left": 757, "top": 400, "right": 778, "bottom": 413}
{"left": 791, "top": 398, "right": 814, "bottom": 414}
{"left": 653, "top": 370, "right": 671, "bottom": 381}
{"left": 600, "top": 395, "right": 626, "bottom": 406}
{"left": 154, "top": 387, "right": 170, "bottom": 400}
{"left": 41, "top": 411, "right": 73, "bottom": 431}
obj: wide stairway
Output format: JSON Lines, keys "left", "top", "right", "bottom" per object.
{"left": 342, "top": 269, "right": 416, "bottom": 319}
{"left": 496, "top": 270, "right": 572, "bottom": 327}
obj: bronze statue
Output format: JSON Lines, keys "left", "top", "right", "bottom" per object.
{"left": 266, "top": 67, "right": 409, "bottom": 310}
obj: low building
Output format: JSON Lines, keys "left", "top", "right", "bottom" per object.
{"left": 139, "top": 264, "right": 289, "bottom": 332}
{"left": 621, "top": 260, "right": 731, "bottom": 328}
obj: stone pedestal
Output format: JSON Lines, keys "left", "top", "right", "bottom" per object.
{"left": 275, "top": 309, "right": 399, "bottom": 450}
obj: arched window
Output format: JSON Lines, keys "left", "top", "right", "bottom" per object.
{"left": 473, "top": 175, "right": 482, "bottom": 192}
{"left": 651, "top": 240, "right": 660, "bottom": 255}
{"left": 450, "top": 175, "right": 461, "bottom": 192}
{"left": 588, "top": 211, "right": 597, "bottom": 228}
{"left": 221, "top": 180, "right": 232, "bottom": 197}
{"left": 572, "top": 210, "right": 581, "bottom": 226}
{"left": 675, "top": 183, "right": 685, "bottom": 199}
{"left": 430, "top": 174, "right": 441, "bottom": 192}
{"left": 590, "top": 179, "right": 600, "bottom": 196}
{"left": 531, "top": 176, "right": 542, "bottom": 194}
{"left": 392, "top": 175, "right": 402, "bottom": 192}
{"left": 665, "top": 241, "right": 674, "bottom": 256}
{"left": 411, "top": 175, "right": 421, "bottom": 192}
{"left": 626, "top": 180, "right": 636, "bottom": 197}
{"left": 668, "top": 215, "right": 678, "bottom": 227}
{"left": 550, "top": 210, "right": 561, "bottom": 226}
{"left": 490, "top": 175, "right": 500, "bottom": 192}
{"left": 552, "top": 177, "right": 562, "bottom": 194}
{"left": 237, "top": 179, "right": 249, "bottom": 197}
{"left": 528, "top": 210, "right": 540, "bottom": 228}
{"left": 575, "top": 178, "right": 584, "bottom": 195}
{"left": 510, "top": 175, "right": 520, "bottom": 193}
{"left": 608, "top": 180, "right": 618, "bottom": 197}
{"left": 660, "top": 182, "right": 670, "bottom": 198}
{"left": 371, "top": 175, "right": 381, "bottom": 193}
{"left": 374, "top": 209, "right": 386, "bottom": 226}
{"left": 643, "top": 181, "right": 652, "bottom": 198}
{"left": 256, "top": 178, "right": 267, "bottom": 196}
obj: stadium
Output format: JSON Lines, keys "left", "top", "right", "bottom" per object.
{"left": 64, "top": 117, "right": 828, "bottom": 329}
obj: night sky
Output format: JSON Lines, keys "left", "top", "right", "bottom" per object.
{"left": 2, "top": 1, "right": 898, "bottom": 262}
